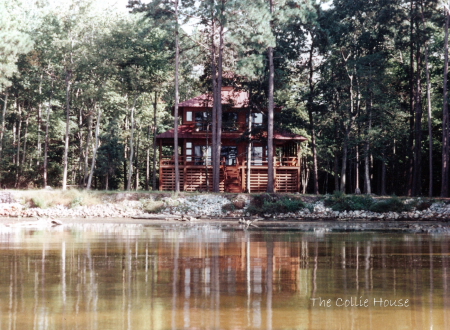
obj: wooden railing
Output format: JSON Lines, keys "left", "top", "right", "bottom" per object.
{"left": 241, "top": 157, "right": 299, "bottom": 167}
{"left": 161, "top": 156, "right": 298, "bottom": 167}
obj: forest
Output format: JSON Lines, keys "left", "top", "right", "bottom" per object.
{"left": 1, "top": 0, "right": 449, "bottom": 197}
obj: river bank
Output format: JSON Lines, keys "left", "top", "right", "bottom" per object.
{"left": 1, "top": 189, "right": 450, "bottom": 226}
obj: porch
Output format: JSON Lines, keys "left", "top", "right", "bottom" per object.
{"left": 159, "top": 156, "right": 300, "bottom": 193}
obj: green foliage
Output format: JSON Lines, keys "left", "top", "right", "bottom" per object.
{"left": 0, "top": 1, "right": 34, "bottom": 90}
{"left": 30, "top": 196, "right": 49, "bottom": 209}
{"left": 369, "top": 196, "right": 411, "bottom": 213}
{"left": 324, "top": 191, "right": 374, "bottom": 212}
{"left": 221, "top": 203, "right": 236, "bottom": 212}
{"left": 247, "top": 194, "right": 306, "bottom": 215}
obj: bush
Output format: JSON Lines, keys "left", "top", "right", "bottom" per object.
{"left": 221, "top": 203, "right": 236, "bottom": 212}
{"left": 369, "top": 196, "right": 411, "bottom": 213}
{"left": 324, "top": 191, "right": 374, "bottom": 211}
{"left": 247, "top": 194, "right": 306, "bottom": 215}
{"left": 30, "top": 196, "right": 49, "bottom": 209}
{"left": 142, "top": 200, "right": 165, "bottom": 213}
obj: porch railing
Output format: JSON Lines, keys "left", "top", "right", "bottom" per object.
{"left": 160, "top": 156, "right": 298, "bottom": 167}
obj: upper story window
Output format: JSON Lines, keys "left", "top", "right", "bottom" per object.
{"left": 193, "top": 111, "right": 239, "bottom": 131}
{"left": 252, "top": 113, "right": 263, "bottom": 126}
{"left": 186, "top": 111, "right": 193, "bottom": 122}
{"left": 222, "top": 112, "right": 238, "bottom": 131}
{"left": 195, "top": 112, "right": 211, "bottom": 131}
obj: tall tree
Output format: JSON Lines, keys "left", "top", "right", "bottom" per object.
{"left": 442, "top": 2, "right": 450, "bottom": 197}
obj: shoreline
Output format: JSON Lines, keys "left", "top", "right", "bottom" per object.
{"left": 1, "top": 190, "right": 450, "bottom": 233}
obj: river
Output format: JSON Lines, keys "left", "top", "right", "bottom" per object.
{"left": 0, "top": 221, "right": 448, "bottom": 329}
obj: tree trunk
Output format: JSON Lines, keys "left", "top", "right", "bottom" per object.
{"left": 247, "top": 91, "right": 252, "bottom": 193}
{"left": 62, "top": 70, "right": 72, "bottom": 190}
{"left": 407, "top": 0, "right": 415, "bottom": 196}
{"left": 215, "top": 3, "right": 224, "bottom": 193}
{"left": 267, "top": 0, "right": 275, "bottom": 193}
{"left": 421, "top": 4, "right": 433, "bottom": 197}
{"left": 442, "top": 7, "right": 450, "bottom": 197}
{"left": 364, "top": 96, "right": 372, "bottom": 194}
{"left": 334, "top": 119, "right": 339, "bottom": 191}
{"left": 146, "top": 125, "right": 150, "bottom": 191}
{"left": 86, "top": 108, "right": 101, "bottom": 190}
{"left": 15, "top": 101, "right": 22, "bottom": 188}
{"left": 127, "top": 95, "right": 138, "bottom": 191}
{"left": 355, "top": 145, "right": 360, "bottom": 194}
{"left": 307, "top": 38, "right": 319, "bottom": 194}
{"left": 152, "top": 91, "right": 158, "bottom": 190}
{"left": 83, "top": 112, "right": 92, "bottom": 185}
{"left": 77, "top": 106, "right": 84, "bottom": 186}
{"left": 37, "top": 75, "right": 42, "bottom": 167}
{"left": 413, "top": 37, "right": 423, "bottom": 196}
{"left": 211, "top": 0, "right": 219, "bottom": 193}
{"left": 43, "top": 91, "right": 52, "bottom": 187}
{"left": 174, "top": 0, "right": 180, "bottom": 193}
{"left": 381, "top": 146, "right": 387, "bottom": 196}
{"left": 340, "top": 130, "right": 349, "bottom": 193}
{"left": 22, "top": 114, "right": 29, "bottom": 166}
{"left": 0, "top": 91, "right": 8, "bottom": 162}
{"left": 135, "top": 133, "right": 140, "bottom": 190}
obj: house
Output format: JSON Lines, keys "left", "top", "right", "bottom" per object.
{"left": 156, "top": 86, "right": 307, "bottom": 193}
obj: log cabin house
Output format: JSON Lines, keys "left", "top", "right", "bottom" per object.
{"left": 156, "top": 86, "right": 307, "bottom": 193}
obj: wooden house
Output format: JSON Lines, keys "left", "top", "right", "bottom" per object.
{"left": 156, "top": 87, "right": 307, "bottom": 193}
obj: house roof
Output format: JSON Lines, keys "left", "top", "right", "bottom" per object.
{"left": 179, "top": 87, "right": 249, "bottom": 108}
{"left": 156, "top": 124, "right": 307, "bottom": 142}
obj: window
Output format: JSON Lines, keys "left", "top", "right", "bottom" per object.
{"left": 186, "top": 111, "right": 193, "bottom": 122}
{"left": 222, "top": 112, "right": 238, "bottom": 131}
{"left": 252, "top": 113, "right": 263, "bottom": 126}
{"left": 186, "top": 142, "right": 192, "bottom": 161}
{"left": 195, "top": 112, "right": 211, "bottom": 131}
{"left": 251, "top": 146, "right": 266, "bottom": 165}
{"left": 194, "top": 145, "right": 211, "bottom": 165}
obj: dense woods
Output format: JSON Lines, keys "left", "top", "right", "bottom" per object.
{"left": 1, "top": 0, "right": 450, "bottom": 196}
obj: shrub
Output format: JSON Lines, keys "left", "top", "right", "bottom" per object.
{"left": 221, "top": 203, "right": 236, "bottom": 212}
{"left": 142, "top": 199, "right": 165, "bottom": 213}
{"left": 369, "top": 196, "right": 411, "bottom": 213}
{"left": 247, "top": 194, "right": 306, "bottom": 215}
{"left": 30, "top": 196, "right": 49, "bottom": 209}
{"left": 325, "top": 191, "right": 374, "bottom": 211}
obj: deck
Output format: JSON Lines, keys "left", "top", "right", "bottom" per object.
{"left": 159, "top": 157, "right": 300, "bottom": 193}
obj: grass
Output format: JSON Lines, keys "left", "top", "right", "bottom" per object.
{"left": 15, "top": 189, "right": 102, "bottom": 209}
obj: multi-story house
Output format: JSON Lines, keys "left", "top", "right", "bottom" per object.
{"left": 156, "top": 86, "right": 307, "bottom": 192}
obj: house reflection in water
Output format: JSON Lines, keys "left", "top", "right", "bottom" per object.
{"left": 0, "top": 224, "right": 449, "bottom": 329}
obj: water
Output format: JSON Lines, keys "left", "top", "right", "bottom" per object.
{"left": 0, "top": 222, "right": 449, "bottom": 330}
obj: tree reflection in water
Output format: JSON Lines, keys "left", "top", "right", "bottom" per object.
{"left": 0, "top": 223, "right": 449, "bottom": 329}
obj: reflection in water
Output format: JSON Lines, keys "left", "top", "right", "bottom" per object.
{"left": 0, "top": 223, "right": 450, "bottom": 329}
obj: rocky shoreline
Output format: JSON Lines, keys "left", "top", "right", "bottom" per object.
{"left": 1, "top": 190, "right": 450, "bottom": 225}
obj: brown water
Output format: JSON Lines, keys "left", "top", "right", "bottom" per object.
{"left": 0, "top": 222, "right": 449, "bottom": 330}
